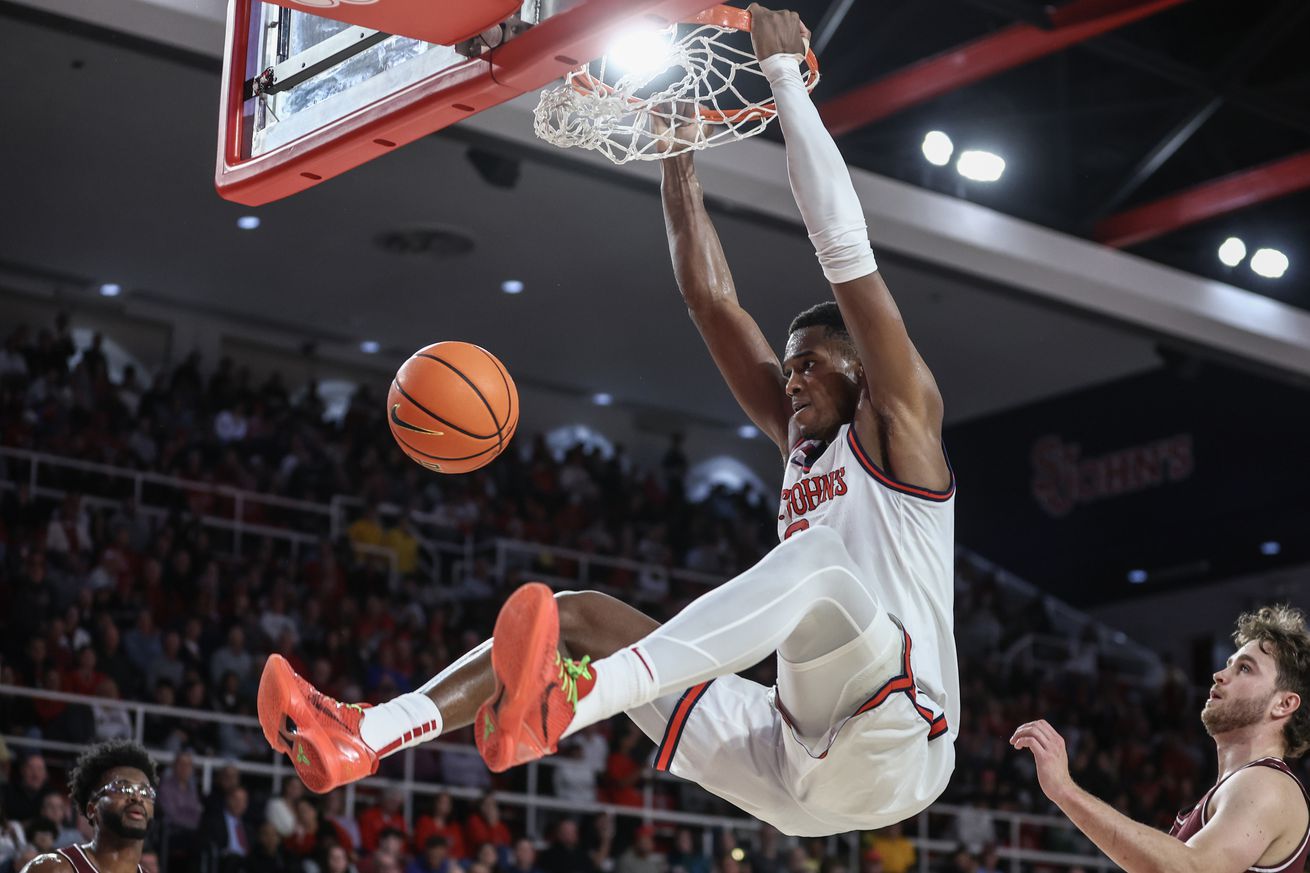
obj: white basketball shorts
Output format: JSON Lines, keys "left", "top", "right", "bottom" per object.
{"left": 625, "top": 612, "right": 954, "bottom": 836}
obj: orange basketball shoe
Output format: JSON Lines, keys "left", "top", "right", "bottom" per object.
{"left": 475, "top": 583, "right": 595, "bottom": 772}
{"left": 258, "top": 654, "right": 378, "bottom": 793}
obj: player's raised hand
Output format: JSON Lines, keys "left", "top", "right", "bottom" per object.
{"left": 747, "top": 5, "right": 810, "bottom": 62}
{"left": 650, "top": 101, "right": 705, "bottom": 160}
{"left": 1011, "top": 719, "right": 1075, "bottom": 805}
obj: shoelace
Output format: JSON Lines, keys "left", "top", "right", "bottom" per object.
{"left": 555, "top": 653, "right": 593, "bottom": 708}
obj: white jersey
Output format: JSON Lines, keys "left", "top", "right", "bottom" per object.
{"left": 627, "top": 422, "right": 959, "bottom": 835}
{"left": 776, "top": 423, "right": 959, "bottom": 739}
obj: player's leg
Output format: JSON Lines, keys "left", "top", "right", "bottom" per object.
{"left": 415, "top": 591, "right": 658, "bottom": 729}
{"left": 479, "top": 525, "right": 900, "bottom": 769}
{"left": 257, "top": 591, "right": 658, "bottom": 792}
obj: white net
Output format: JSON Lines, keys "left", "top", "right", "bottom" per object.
{"left": 532, "top": 16, "right": 818, "bottom": 164}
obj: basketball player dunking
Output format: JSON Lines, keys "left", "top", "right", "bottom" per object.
{"left": 1013, "top": 605, "right": 1310, "bottom": 873}
{"left": 258, "top": 5, "right": 958, "bottom": 834}
{"left": 21, "top": 740, "right": 156, "bottom": 873}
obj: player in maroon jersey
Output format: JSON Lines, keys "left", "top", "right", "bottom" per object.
{"left": 1012, "top": 605, "right": 1310, "bottom": 873}
{"left": 21, "top": 740, "right": 157, "bottom": 873}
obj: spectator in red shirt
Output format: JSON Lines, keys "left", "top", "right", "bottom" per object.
{"left": 286, "top": 796, "right": 342, "bottom": 859}
{"left": 413, "top": 791, "right": 466, "bottom": 859}
{"left": 359, "top": 789, "right": 409, "bottom": 853}
{"left": 463, "top": 793, "right": 512, "bottom": 856}
{"left": 63, "top": 645, "right": 106, "bottom": 697}
{"left": 603, "top": 723, "right": 649, "bottom": 808}
{"left": 32, "top": 666, "right": 68, "bottom": 726}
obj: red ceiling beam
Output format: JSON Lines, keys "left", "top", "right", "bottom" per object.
{"left": 1047, "top": 0, "right": 1176, "bottom": 28}
{"left": 1094, "top": 151, "right": 1310, "bottom": 248}
{"left": 818, "top": 0, "right": 1189, "bottom": 137}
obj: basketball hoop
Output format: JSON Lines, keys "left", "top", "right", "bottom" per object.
{"left": 533, "top": 5, "right": 820, "bottom": 164}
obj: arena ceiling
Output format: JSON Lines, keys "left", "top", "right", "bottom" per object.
{"left": 1, "top": 0, "right": 1306, "bottom": 437}
{"left": 4, "top": 0, "right": 1310, "bottom": 601}
{"left": 783, "top": 0, "right": 1310, "bottom": 305}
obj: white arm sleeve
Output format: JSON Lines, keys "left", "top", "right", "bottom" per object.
{"left": 760, "top": 54, "right": 878, "bottom": 284}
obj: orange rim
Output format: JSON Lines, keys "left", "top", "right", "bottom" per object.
{"left": 570, "top": 4, "right": 820, "bottom": 126}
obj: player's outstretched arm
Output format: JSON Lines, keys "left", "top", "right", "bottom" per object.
{"left": 660, "top": 151, "right": 791, "bottom": 452}
{"left": 1012, "top": 719, "right": 1299, "bottom": 873}
{"left": 752, "top": 5, "right": 948, "bottom": 489}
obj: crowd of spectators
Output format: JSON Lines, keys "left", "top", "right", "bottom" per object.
{"left": 0, "top": 315, "right": 1277, "bottom": 873}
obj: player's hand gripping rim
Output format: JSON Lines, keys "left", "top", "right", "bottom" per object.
{"left": 650, "top": 101, "right": 705, "bottom": 160}
{"left": 747, "top": 4, "right": 812, "bottom": 63}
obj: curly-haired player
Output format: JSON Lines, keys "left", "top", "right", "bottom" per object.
{"left": 1013, "top": 604, "right": 1310, "bottom": 873}
{"left": 21, "top": 739, "right": 158, "bottom": 873}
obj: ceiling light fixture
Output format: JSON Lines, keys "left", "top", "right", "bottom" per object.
{"left": 98, "top": 283, "right": 122, "bottom": 297}
{"left": 956, "top": 149, "right": 1006, "bottom": 182}
{"left": 592, "top": 392, "right": 613, "bottom": 406}
{"left": 1260, "top": 541, "right": 1282, "bottom": 556}
{"left": 1127, "top": 569, "right": 1148, "bottom": 584}
{"left": 1217, "top": 237, "right": 1246, "bottom": 267}
{"left": 737, "top": 424, "right": 759, "bottom": 439}
{"left": 501, "top": 279, "right": 524, "bottom": 294}
{"left": 1250, "top": 248, "right": 1289, "bottom": 279}
{"left": 237, "top": 215, "right": 261, "bottom": 230}
{"left": 360, "top": 340, "right": 381, "bottom": 354}
{"left": 921, "top": 131, "right": 953, "bottom": 167}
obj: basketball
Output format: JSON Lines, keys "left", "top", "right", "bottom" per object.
{"left": 387, "top": 341, "right": 519, "bottom": 474}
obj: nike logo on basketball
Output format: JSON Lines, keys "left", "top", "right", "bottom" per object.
{"left": 390, "top": 404, "right": 445, "bottom": 436}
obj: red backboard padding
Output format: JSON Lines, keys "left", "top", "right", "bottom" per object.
{"left": 261, "top": 0, "right": 523, "bottom": 47}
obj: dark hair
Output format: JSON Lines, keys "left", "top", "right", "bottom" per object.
{"left": 68, "top": 739, "right": 159, "bottom": 813}
{"left": 425, "top": 836, "right": 450, "bottom": 850}
{"left": 379, "top": 827, "right": 405, "bottom": 843}
{"left": 1234, "top": 605, "right": 1310, "bottom": 757}
{"left": 788, "top": 302, "right": 855, "bottom": 358}
{"left": 788, "top": 302, "right": 848, "bottom": 338}
{"left": 28, "top": 817, "right": 58, "bottom": 840}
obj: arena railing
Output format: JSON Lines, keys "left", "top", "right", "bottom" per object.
{"left": 489, "top": 538, "right": 724, "bottom": 596}
{"left": 1000, "top": 632, "right": 1165, "bottom": 692}
{"left": 0, "top": 448, "right": 733, "bottom": 598}
{"left": 0, "top": 446, "right": 414, "bottom": 585}
{"left": 957, "top": 551, "right": 1162, "bottom": 683}
{"left": 0, "top": 446, "right": 1162, "bottom": 687}
{"left": 0, "top": 685, "right": 1114, "bottom": 872}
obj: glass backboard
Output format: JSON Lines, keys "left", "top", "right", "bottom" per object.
{"left": 216, "top": 0, "right": 722, "bottom": 205}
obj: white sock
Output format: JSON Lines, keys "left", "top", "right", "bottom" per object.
{"left": 562, "top": 646, "right": 659, "bottom": 738}
{"left": 360, "top": 692, "right": 443, "bottom": 757}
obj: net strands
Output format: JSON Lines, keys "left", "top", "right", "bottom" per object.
{"left": 533, "top": 21, "right": 819, "bottom": 164}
